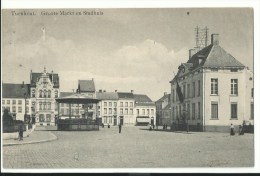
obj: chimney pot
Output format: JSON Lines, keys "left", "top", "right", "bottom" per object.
{"left": 211, "top": 34, "right": 219, "bottom": 45}
{"left": 131, "top": 90, "right": 134, "bottom": 93}
{"left": 115, "top": 90, "right": 117, "bottom": 92}
{"left": 164, "top": 92, "right": 167, "bottom": 96}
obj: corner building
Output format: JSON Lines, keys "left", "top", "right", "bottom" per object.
{"left": 170, "top": 34, "right": 254, "bottom": 132}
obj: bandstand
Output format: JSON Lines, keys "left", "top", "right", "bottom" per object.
{"left": 55, "top": 93, "right": 100, "bottom": 131}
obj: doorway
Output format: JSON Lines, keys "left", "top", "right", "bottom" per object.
{"left": 120, "top": 116, "right": 124, "bottom": 125}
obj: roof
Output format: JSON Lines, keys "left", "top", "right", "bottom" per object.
{"left": 60, "top": 92, "right": 74, "bottom": 98}
{"left": 30, "top": 72, "right": 59, "bottom": 88}
{"left": 2, "top": 83, "right": 30, "bottom": 98}
{"left": 156, "top": 94, "right": 170, "bottom": 103}
{"left": 133, "top": 94, "right": 152, "bottom": 102}
{"left": 96, "top": 92, "right": 119, "bottom": 100}
{"left": 55, "top": 93, "right": 100, "bottom": 104}
{"left": 117, "top": 92, "right": 134, "bottom": 99}
{"left": 135, "top": 102, "right": 155, "bottom": 107}
{"left": 171, "top": 42, "right": 245, "bottom": 83}
{"left": 78, "top": 80, "right": 95, "bottom": 92}
{"left": 162, "top": 104, "right": 171, "bottom": 111}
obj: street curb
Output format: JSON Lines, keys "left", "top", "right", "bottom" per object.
{"left": 3, "top": 131, "right": 58, "bottom": 146}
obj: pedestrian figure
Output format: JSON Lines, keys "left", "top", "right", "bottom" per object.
{"left": 102, "top": 123, "right": 104, "bottom": 128}
{"left": 165, "top": 124, "right": 168, "bottom": 131}
{"left": 149, "top": 124, "right": 152, "bottom": 131}
{"left": 239, "top": 125, "right": 244, "bottom": 135}
{"left": 108, "top": 124, "right": 110, "bottom": 128}
{"left": 18, "top": 123, "right": 23, "bottom": 141}
{"left": 230, "top": 123, "right": 235, "bottom": 136}
{"left": 153, "top": 124, "right": 155, "bottom": 129}
{"left": 163, "top": 124, "right": 165, "bottom": 130}
{"left": 118, "top": 124, "right": 122, "bottom": 133}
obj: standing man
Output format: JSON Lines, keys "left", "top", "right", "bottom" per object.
{"left": 119, "top": 123, "right": 122, "bottom": 133}
{"left": 18, "top": 123, "right": 24, "bottom": 141}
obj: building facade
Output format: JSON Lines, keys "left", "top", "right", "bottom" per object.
{"left": 155, "top": 92, "right": 171, "bottom": 125}
{"left": 170, "top": 34, "right": 254, "bottom": 132}
{"left": 2, "top": 83, "right": 31, "bottom": 121}
{"left": 30, "top": 68, "right": 60, "bottom": 126}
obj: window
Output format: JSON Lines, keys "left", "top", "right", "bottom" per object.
{"left": 197, "top": 102, "right": 200, "bottom": 119}
{"left": 147, "top": 109, "right": 150, "bottom": 115}
{"left": 187, "top": 84, "right": 190, "bottom": 98}
{"left": 104, "top": 116, "right": 107, "bottom": 123}
{"left": 39, "top": 114, "right": 45, "bottom": 122}
{"left": 26, "top": 107, "right": 29, "bottom": 113}
{"left": 120, "top": 108, "right": 123, "bottom": 115}
{"left": 198, "top": 80, "right": 200, "bottom": 97}
{"left": 231, "top": 68, "right": 238, "bottom": 72}
{"left": 130, "top": 109, "right": 133, "bottom": 115}
{"left": 251, "top": 88, "right": 254, "bottom": 98}
{"left": 46, "top": 114, "right": 51, "bottom": 122}
{"left": 114, "top": 102, "right": 117, "bottom": 107}
{"left": 109, "top": 108, "right": 112, "bottom": 114}
{"left": 12, "top": 100, "right": 16, "bottom": 104}
{"left": 187, "top": 104, "right": 190, "bottom": 120}
{"left": 104, "top": 108, "right": 107, "bottom": 114}
{"left": 172, "top": 107, "right": 175, "bottom": 119}
{"left": 183, "top": 84, "right": 186, "bottom": 98}
{"left": 192, "top": 103, "right": 195, "bottom": 120}
{"left": 32, "top": 89, "right": 35, "bottom": 97}
{"left": 18, "top": 107, "right": 22, "bottom": 113}
{"left": 114, "top": 108, "right": 117, "bottom": 114}
{"left": 142, "top": 109, "right": 145, "bottom": 115}
{"left": 192, "top": 82, "right": 195, "bottom": 98}
{"left": 18, "top": 100, "right": 22, "bottom": 105}
{"left": 125, "top": 108, "right": 128, "bottom": 115}
{"left": 43, "top": 102, "right": 47, "bottom": 110}
{"left": 12, "top": 106, "right": 16, "bottom": 113}
{"left": 104, "top": 102, "right": 107, "bottom": 107}
{"left": 109, "top": 116, "right": 112, "bottom": 123}
{"left": 125, "top": 102, "right": 128, "bottom": 107}
{"left": 151, "top": 109, "right": 154, "bottom": 115}
{"left": 211, "top": 102, "right": 218, "bottom": 119}
{"left": 39, "top": 90, "right": 43, "bottom": 98}
{"left": 55, "top": 90, "right": 58, "bottom": 98}
{"left": 120, "top": 102, "right": 123, "bottom": 107}
{"left": 26, "top": 100, "right": 29, "bottom": 105}
{"left": 172, "top": 89, "right": 175, "bottom": 102}
{"left": 48, "top": 102, "right": 51, "bottom": 110}
{"left": 130, "top": 102, "right": 133, "bottom": 107}
{"left": 39, "top": 102, "right": 42, "bottom": 110}
{"left": 231, "top": 79, "right": 238, "bottom": 95}
{"left": 211, "top": 79, "right": 218, "bottom": 95}
{"left": 231, "top": 103, "right": 238, "bottom": 119}
{"left": 137, "top": 109, "right": 139, "bottom": 115}
{"left": 48, "top": 90, "right": 51, "bottom": 98}
{"left": 251, "top": 103, "right": 254, "bottom": 119}
{"left": 7, "top": 100, "right": 10, "bottom": 105}
{"left": 61, "top": 108, "right": 65, "bottom": 115}
{"left": 109, "top": 102, "right": 112, "bottom": 107}
{"left": 2, "top": 100, "right": 5, "bottom": 104}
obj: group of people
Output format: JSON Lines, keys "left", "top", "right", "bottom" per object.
{"left": 101, "top": 123, "right": 122, "bottom": 133}
{"left": 230, "top": 121, "right": 246, "bottom": 136}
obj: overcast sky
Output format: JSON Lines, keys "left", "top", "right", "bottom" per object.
{"left": 2, "top": 8, "right": 253, "bottom": 101}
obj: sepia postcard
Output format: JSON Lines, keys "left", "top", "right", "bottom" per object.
{"left": 1, "top": 3, "right": 258, "bottom": 174}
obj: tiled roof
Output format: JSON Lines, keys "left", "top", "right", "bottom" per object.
{"left": 133, "top": 94, "right": 152, "bottom": 102}
{"left": 96, "top": 92, "right": 118, "bottom": 100}
{"left": 117, "top": 92, "right": 134, "bottom": 99}
{"left": 60, "top": 92, "right": 74, "bottom": 98}
{"left": 78, "top": 80, "right": 95, "bottom": 92}
{"left": 30, "top": 72, "right": 59, "bottom": 88}
{"left": 156, "top": 94, "right": 170, "bottom": 103}
{"left": 2, "top": 83, "right": 30, "bottom": 98}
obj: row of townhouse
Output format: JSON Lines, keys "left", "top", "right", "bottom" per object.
{"left": 60, "top": 89, "right": 156, "bottom": 126}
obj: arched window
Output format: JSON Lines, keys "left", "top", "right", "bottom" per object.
{"left": 44, "top": 90, "right": 47, "bottom": 98}
{"left": 39, "top": 90, "right": 42, "bottom": 98}
{"left": 39, "top": 102, "right": 42, "bottom": 110}
{"left": 48, "top": 90, "right": 51, "bottom": 98}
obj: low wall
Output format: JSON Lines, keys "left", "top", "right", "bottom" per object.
{"left": 3, "top": 124, "right": 36, "bottom": 140}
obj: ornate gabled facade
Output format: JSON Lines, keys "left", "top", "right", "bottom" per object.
{"left": 30, "top": 68, "right": 60, "bottom": 126}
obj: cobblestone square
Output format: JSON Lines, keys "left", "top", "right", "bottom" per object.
{"left": 2, "top": 126, "right": 254, "bottom": 168}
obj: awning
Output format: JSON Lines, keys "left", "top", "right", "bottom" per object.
{"left": 136, "top": 116, "right": 150, "bottom": 123}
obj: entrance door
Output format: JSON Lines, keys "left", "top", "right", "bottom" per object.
{"left": 113, "top": 116, "right": 117, "bottom": 126}
{"left": 120, "top": 116, "right": 124, "bottom": 125}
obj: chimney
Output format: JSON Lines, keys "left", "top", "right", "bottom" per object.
{"left": 211, "top": 34, "right": 219, "bottom": 45}
{"left": 131, "top": 90, "right": 134, "bottom": 93}
{"left": 189, "top": 49, "right": 196, "bottom": 59}
{"left": 115, "top": 90, "right": 117, "bottom": 92}
{"left": 103, "top": 90, "right": 106, "bottom": 92}
{"left": 51, "top": 70, "right": 54, "bottom": 83}
{"left": 164, "top": 92, "right": 167, "bottom": 96}
{"left": 99, "top": 89, "right": 102, "bottom": 93}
